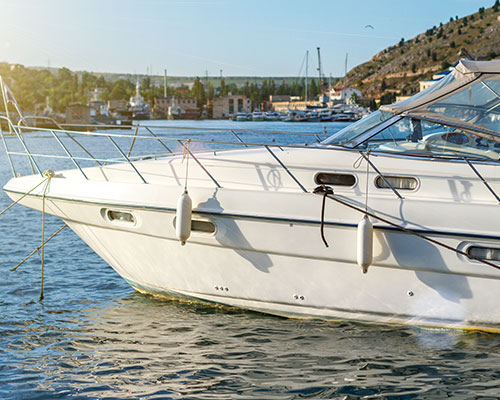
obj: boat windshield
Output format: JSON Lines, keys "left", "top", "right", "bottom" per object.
{"left": 322, "top": 73, "right": 500, "bottom": 160}
{"left": 321, "top": 110, "right": 395, "bottom": 146}
{"left": 352, "top": 115, "right": 499, "bottom": 160}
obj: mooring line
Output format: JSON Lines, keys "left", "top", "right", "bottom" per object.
{"left": 11, "top": 224, "right": 67, "bottom": 272}
{"left": 313, "top": 185, "right": 500, "bottom": 271}
{"left": 39, "top": 170, "right": 55, "bottom": 300}
{"left": 0, "top": 177, "right": 49, "bottom": 217}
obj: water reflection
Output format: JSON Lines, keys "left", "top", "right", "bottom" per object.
{"left": 2, "top": 291, "right": 500, "bottom": 399}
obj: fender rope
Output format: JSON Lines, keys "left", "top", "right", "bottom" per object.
{"left": 313, "top": 185, "right": 500, "bottom": 271}
{"left": 312, "top": 185, "right": 333, "bottom": 247}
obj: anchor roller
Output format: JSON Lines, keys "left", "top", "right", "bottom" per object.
{"left": 357, "top": 214, "right": 373, "bottom": 273}
{"left": 176, "top": 189, "right": 192, "bottom": 245}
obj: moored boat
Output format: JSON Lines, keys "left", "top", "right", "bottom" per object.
{"left": 1, "top": 59, "right": 499, "bottom": 331}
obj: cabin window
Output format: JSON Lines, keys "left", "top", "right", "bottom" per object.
{"left": 375, "top": 175, "right": 418, "bottom": 190}
{"left": 106, "top": 210, "right": 135, "bottom": 224}
{"left": 467, "top": 246, "right": 500, "bottom": 262}
{"left": 315, "top": 173, "right": 356, "bottom": 187}
{"left": 173, "top": 217, "right": 216, "bottom": 234}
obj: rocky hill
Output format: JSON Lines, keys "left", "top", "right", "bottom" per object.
{"left": 340, "top": 2, "right": 500, "bottom": 103}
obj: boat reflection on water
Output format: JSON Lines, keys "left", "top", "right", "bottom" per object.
{"left": 8, "top": 291, "right": 499, "bottom": 399}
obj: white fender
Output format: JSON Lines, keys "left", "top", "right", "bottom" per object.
{"left": 357, "top": 214, "right": 373, "bottom": 273}
{"left": 176, "top": 190, "right": 192, "bottom": 245}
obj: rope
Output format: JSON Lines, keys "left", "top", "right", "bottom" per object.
{"left": 182, "top": 139, "right": 191, "bottom": 192}
{"left": 0, "top": 177, "right": 50, "bottom": 217}
{"left": 365, "top": 152, "right": 369, "bottom": 213}
{"left": 40, "top": 169, "right": 55, "bottom": 300}
{"left": 11, "top": 224, "right": 67, "bottom": 271}
{"left": 313, "top": 185, "right": 500, "bottom": 271}
{"left": 312, "top": 185, "right": 333, "bottom": 247}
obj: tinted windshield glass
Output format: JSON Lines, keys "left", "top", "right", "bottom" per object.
{"left": 322, "top": 110, "right": 394, "bottom": 146}
{"left": 357, "top": 116, "right": 500, "bottom": 160}
{"left": 428, "top": 80, "right": 500, "bottom": 132}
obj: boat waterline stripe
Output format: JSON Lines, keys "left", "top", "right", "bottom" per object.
{"left": 5, "top": 188, "right": 500, "bottom": 242}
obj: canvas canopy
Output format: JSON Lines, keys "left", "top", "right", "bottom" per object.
{"left": 380, "top": 59, "right": 500, "bottom": 138}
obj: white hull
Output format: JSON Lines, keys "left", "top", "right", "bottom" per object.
{"left": 5, "top": 145, "right": 500, "bottom": 331}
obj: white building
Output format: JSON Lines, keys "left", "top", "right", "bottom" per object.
{"left": 419, "top": 69, "right": 452, "bottom": 92}
{"left": 330, "top": 88, "right": 363, "bottom": 103}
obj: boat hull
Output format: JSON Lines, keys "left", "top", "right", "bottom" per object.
{"left": 6, "top": 183, "right": 499, "bottom": 332}
{"left": 65, "top": 213, "right": 500, "bottom": 332}
{"left": 3, "top": 145, "right": 499, "bottom": 332}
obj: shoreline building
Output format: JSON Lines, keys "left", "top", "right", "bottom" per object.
{"left": 212, "top": 95, "right": 251, "bottom": 119}
{"left": 153, "top": 97, "right": 199, "bottom": 119}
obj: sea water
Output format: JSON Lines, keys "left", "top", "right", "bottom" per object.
{"left": 1, "top": 120, "right": 499, "bottom": 399}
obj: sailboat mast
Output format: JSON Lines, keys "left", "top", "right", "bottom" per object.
{"left": 305, "top": 50, "right": 309, "bottom": 106}
{"left": 343, "top": 53, "right": 348, "bottom": 101}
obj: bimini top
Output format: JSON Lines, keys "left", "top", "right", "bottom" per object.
{"left": 380, "top": 59, "right": 500, "bottom": 137}
{"left": 323, "top": 59, "right": 500, "bottom": 160}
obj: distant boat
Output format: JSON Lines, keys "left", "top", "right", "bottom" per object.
{"left": 264, "top": 112, "right": 280, "bottom": 121}
{"left": 306, "top": 111, "right": 321, "bottom": 122}
{"left": 234, "top": 112, "right": 250, "bottom": 121}
{"left": 251, "top": 111, "right": 265, "bottom": 121}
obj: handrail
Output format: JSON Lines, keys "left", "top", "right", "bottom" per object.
{"left": 18, "top": 122, "right": 331, "bottom": 137}
{"left": 8, "top": 121, "right": 500, "bottom": 164}
{"left": 50, "top": 130, "right": 88, "bottom": 180}
{"left": 107, "top": 135, "right": 148, "bottom": 184}
{"left": 2, "top": 118, "right": 498, "bottom": 193}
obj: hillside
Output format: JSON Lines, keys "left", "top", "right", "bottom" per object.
{"left": 340, "top": 3, "right": 500, "bottom": 103}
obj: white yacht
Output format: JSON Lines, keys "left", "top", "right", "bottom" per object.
{"left": 235, "top": 112, "right": 251, "bottom": 121}
{"left": 251, "top": 111, "right": 265, "bottom": 121}
{"left": 1, "top": 60, "right": 499, "bottom": 331}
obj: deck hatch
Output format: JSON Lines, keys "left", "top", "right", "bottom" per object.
{"left": 315, "top": 172, "right": 356, "bottom": 187}
{"left": 375, "top": 175, "right": 418, "bottom": 190}
{"left": 467, "top": 246, "right": 500, "bottom": 262}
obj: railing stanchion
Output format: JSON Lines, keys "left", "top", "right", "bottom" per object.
{"left": 127, "top": 124, "right": 139, "bottom": 157}
{"left": 264, "top": 145, "right": 307, "bottom": 193}
{"left": 144, "top": 126, "right": 173, "bottom": 154}
{"left": 12, "top": 124, "right": 41, "bottom": 176}
{"left": 0, "top": 116, "right": 17, "bottom": 177}
{"left": 177, "top": 140, "right": 222, "bottom": 188}
{"left": 107, "top": 135, "right": 148, "bottom": 184}
{"left": 50, "top": 130, "right": 88, "bottom": 180}
{"left": 231, "top": 130, "right": 248, "bottom": 147}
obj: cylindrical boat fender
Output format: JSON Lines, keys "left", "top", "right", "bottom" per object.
{"left": 176, "top": 189, "right": 192, "bottom": 245}
{"left": 357, "top": 214, "right": 373, "bottom": 273}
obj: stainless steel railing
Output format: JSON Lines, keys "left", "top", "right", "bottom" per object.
{"left": 0, "top": 117, "right": 334, "bottom": 187}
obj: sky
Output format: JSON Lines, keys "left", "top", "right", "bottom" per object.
{"left": 0, "top": 0, "right": 495, "bottom": 77}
